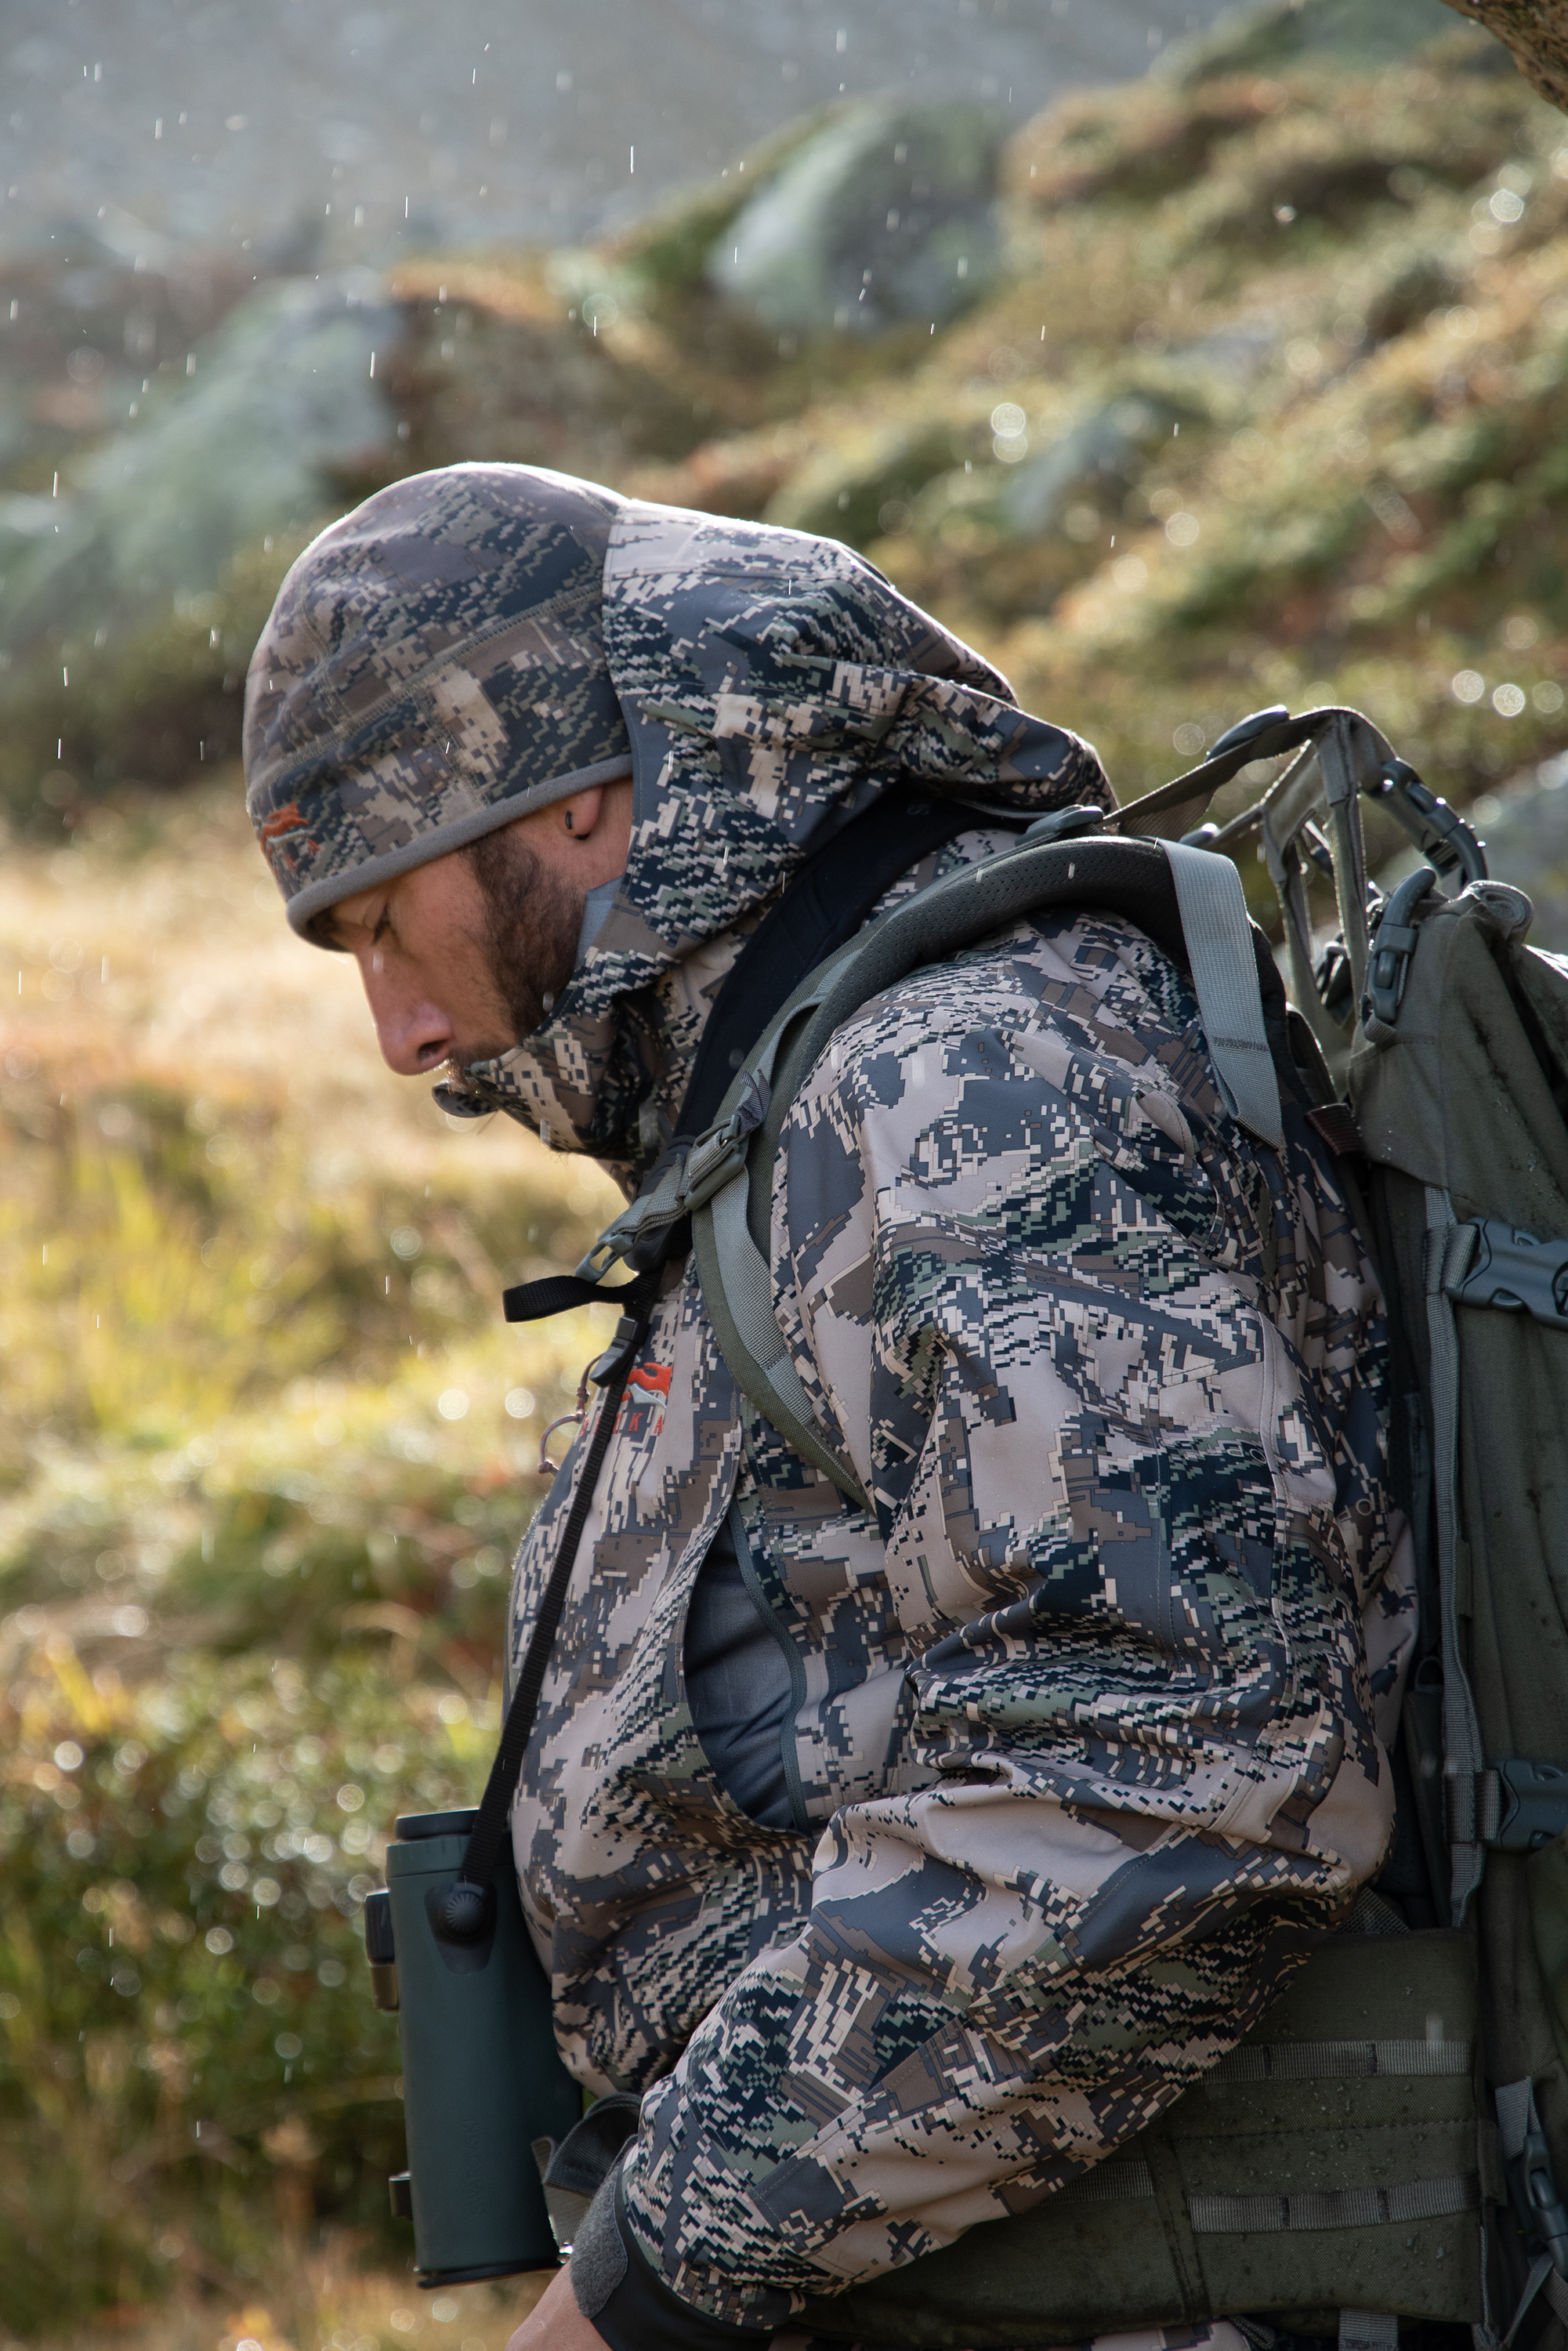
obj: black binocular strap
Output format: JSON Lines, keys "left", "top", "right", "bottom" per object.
{"left": 447, "top": 1275, "right": 658, "bottom": 1922}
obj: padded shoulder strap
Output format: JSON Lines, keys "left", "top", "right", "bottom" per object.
{"left": 1162, "top": 839, "right": 1285, "bottom": 1153}
{"left": 693, "top": 831, "right": 1284, "bottom": 1494}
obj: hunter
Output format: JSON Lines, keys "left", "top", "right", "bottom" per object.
{"left": 242, "top": 462, "right": 1409, "bottom": 2351}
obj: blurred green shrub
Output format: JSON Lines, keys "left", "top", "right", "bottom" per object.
{"left": 0, "top": 1022, "right": 619, "bottom": 2338}
{"left": 0, "top": 534, "right": 306, "bottom": 832}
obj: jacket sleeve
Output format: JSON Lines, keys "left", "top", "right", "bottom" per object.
{"left": 615, "top": 916, "right": 1398, "bottom": 2337}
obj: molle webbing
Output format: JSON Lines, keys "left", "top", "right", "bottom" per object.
{"left": 800, "top": 1930, "right": 1482, "bottom": 2350}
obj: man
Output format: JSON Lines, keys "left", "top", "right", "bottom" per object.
{"left": 244, "top": 463, "right": 1407, "bottom": 2351}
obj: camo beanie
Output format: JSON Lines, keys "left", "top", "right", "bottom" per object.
{"left": 242, "top": 463, "right": 632, "bottom": 935}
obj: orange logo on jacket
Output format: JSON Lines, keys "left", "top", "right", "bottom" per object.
{"left": 618, "top": 1357, "right": 672, "bottom": 1442}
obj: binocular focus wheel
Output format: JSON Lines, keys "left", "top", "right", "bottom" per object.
{"left": 437, "top": 1878, "right": 494, "bottom": 1943}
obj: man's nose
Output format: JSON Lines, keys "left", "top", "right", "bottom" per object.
{"left": 357, "top": 957, "right": 454, "bottom": 1075}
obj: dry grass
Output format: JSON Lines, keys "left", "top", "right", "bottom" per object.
{"left": 18, "top": 2245, "right": 549, "bottom": 2351}
{"left": 0, "top": 782, "right": 619, "bottom": 2342}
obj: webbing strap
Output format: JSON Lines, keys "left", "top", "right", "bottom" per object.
{"left": 1209, "top": 2036, "right": 1472, "bottom": 2082}
{"left": 700, "top": 1173, "right": 869, "bottom": 1508}
{"left": 1340, "top": 2312, "right": 1398, "bottom": 2351}
{"left": 1058, "top": 2158, "right": 1155, "bottom": 2203}
{"left": 1189, "top": 2174, "right": 1479, "bottom": 2234}
{"left": 1423, "top": 1189, "right": 1486, "bottom": 1925}
{"left": 503, "top": 1270, "right": 648, "bottom": 1322}
{"left": 1496, "top": 2075, "right": 1568, "bottom": 2293}
{"left": 1047, "top": 2157, "right": 1477, "bottom": 2232}
{"left": 1497, "top": 2078, "right": 1537, "bottom": 2164}
{"left": 1505, "top": 2256, "right": 1560, "bottom": 2351}
{"left": 1161, "top": 840, "right": 1284, "bottom": 1152}
{"left": 1548, "top": 2266, "right": 1568, "bottom": 2333}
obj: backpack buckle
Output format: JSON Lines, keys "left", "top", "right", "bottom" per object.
{"left": 1371, "top": 760, "right": 1487, "bottom": 886}
{"left": 1365, "top": 867, "right": 1439, "bottom": 1031}
{"left": 1506, "top": 2111, "right": 1568, "bottom": 2275}
{"left": 675, "top": 1070, "right": 773, "bottom": 1214}
{"left": 1483, "top": 1759, "right": 1568, "bottom": 1853}
{"left": 1446, "top": 1219, "right": 1568, "bottom": 1331}
{"left": 574, "top": 1139, "right": 695, "bottom": 1281}
{"left": 677, "top": 1122, "right": 748, "bottom": 1211}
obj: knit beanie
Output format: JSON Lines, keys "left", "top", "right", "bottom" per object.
{"left": 242, "top": 463, "right": 632, "bottom": 936}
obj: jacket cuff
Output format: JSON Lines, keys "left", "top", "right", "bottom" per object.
{"left": 570, "top": 2170, "right": 773, "bottom": 2351}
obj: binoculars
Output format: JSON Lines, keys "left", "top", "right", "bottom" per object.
{"left": 363, "top": 1808, "right": 583, "bottom": 2286}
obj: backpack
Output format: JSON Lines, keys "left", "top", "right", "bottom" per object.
{"left": 502, "top": 705, "right": 1568, "bottom": 2350}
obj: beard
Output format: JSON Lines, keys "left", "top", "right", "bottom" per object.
{"left": 460, "top": 823, "right": 585, "bottom": 1063}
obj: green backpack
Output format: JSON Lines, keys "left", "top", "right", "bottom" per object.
{"left": 581, "top": 705, "right": 1568, "bottom": 2349}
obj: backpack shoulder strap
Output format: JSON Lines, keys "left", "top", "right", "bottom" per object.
{"left": 692, "top": 828, "right": 1283, "bottom": 1501}
{"left": 1164, "top": 838, "right": 1286, "bottom": 1151}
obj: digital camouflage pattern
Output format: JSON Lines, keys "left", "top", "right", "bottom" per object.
{"left": 441, "top": 494, "right": 1113, "bottom": 1188}
{"left": 244, "top": 472, "right": 1406, "bottom": 2338}
{"left": 242, "top": 464, "right": 633, "bottom": 937}
{"left": 514, "top": 893, "right": 1407, "bottom": 2335}
{"left": 473, "top": 491, "right": 1407, "bottom": 2332}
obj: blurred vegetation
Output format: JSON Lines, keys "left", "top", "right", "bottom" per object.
{"left": 5, "top": 7, "right": 1568, "bottom": 2342}
{"left": 6, "top": 11, "right": 1568, "bottom": 841}
{"left": 0, "top": 801, "right": 621, "bottom": 2342}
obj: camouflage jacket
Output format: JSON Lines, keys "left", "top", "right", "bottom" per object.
{"left": 473, "top": 500, "right": 1408, "bottom": 2335}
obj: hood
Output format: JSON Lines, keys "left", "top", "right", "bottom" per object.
{"left": 455, "top": 491, "right": 1111, "bottom": 1187}
{"left": 244, "top": 462, "right": 1110, "bottom": 1190}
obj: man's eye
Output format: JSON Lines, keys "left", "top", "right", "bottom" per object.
{"left": 371, "top": 911, "right": 392, "bottom": 945}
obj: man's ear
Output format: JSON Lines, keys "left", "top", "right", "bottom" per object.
{"left": 560, "top": 785, "right": 607, "bottom": 839}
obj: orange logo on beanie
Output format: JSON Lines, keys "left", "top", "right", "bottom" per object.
{"left": 257, "top": 801, "right": 319, "bottom": 869}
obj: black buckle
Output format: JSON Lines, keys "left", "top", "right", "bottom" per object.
{"left": 1447, "top": 1219, "right": 1568, "bottom": 1332}
{"left": 1490, "top": 1759, "right": 1568, "bottom": 1853}
{"left": 1365, "top": 867, "right": 1439, "bottom": 1028}
{"left": 1507, "top": 2117, "right": 1568, "bottom": 2273}
{"left": 1371, "top": 760, "right": 1487, "bottom": 886}
{"left": 585, "top": 1313, "right": 646, "bottom": 1387}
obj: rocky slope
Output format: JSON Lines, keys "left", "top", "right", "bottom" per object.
{"left": 4, "top": 0, "right": 1562, "bottom": 891}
